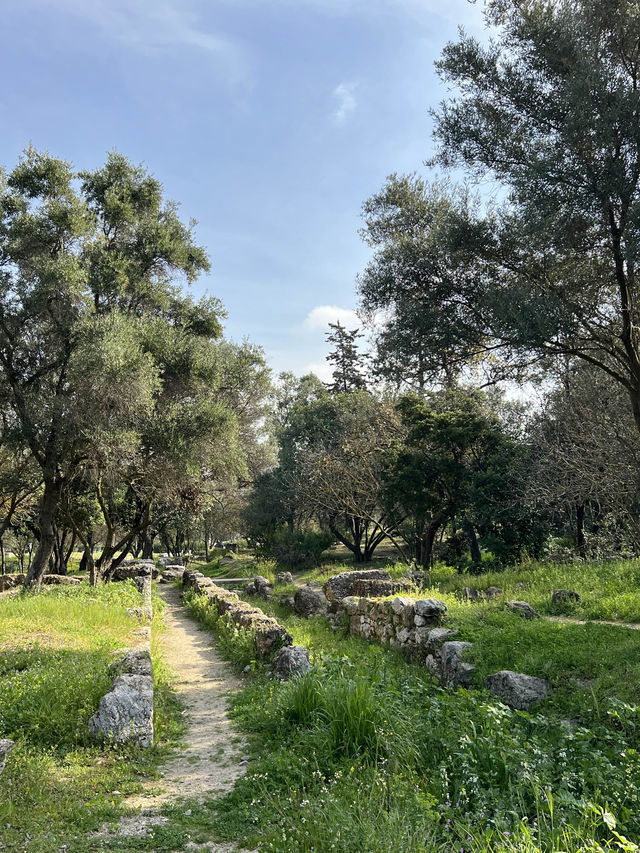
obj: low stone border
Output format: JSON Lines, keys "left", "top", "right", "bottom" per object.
{"left": 182, "top": 570, "right": 293, "bottom": 657}
{"left": 89, "top": 573, "right": 154, "bottom": 747}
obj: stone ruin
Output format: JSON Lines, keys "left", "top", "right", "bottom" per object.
{"left": 183, "top": 570, "right": 292, "bottom": 657}
{"left": 322, "top": 568, "right": 394, "bottom": 603}
{"left": 89, "top": 646, "right": 154, "bottom": 747}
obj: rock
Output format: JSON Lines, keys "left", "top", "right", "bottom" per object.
{"left": 485, "top": 586, "right": 503, "bottom": 599}
{"left": 341, "top": 596, "right": 360, "bottom": 616}
{"left": 351, "top": 578, "right": 414, "bottom": 597}
{"left": 506, "top": 600, "right": 540, "bottom": 619}
{"left": 0, "top": 739, "right": 14, "bottom": 774}
{"left": 279, "top": 595, "right": 296, "bottom": 610}
{"left": 441, "top": 641, "right": 475, "bottom": 687}
{"left": 484, "top": 670, "right": 550, "bottom": 710}
{"left": 276, "top": 571, "right": 294, "bottom": 585}
{"left": 552, "top": 588, "right": 581, "bottom": 604}
{"left": 159, "top": 568, "right": 183, "bottom": 584}
{"left": 271, "top": 645, "right": 312, "bottom": 680}
{"left": 426, "top": 627, "right": 457, "bottom": 651}
{"left": 110, "top": 647, "right": 152, "bottom": 677}
{"left": 252, "top": 575, "right": 272, "bottom": 598}
{"left": 133, "top": 575, "right": 151, "bottom": 597}
{"left": 390, "top": 596, "right": 414, "bottom": 615}
{"left": 89, "top": 674, "right": 154, "bottom": 746}
{"left": 293, "top": 586, "right": 327, "bottom": 617}
{"left": 42, "top": 574, "right": 81, "bottom": 585}
{"left": 0, "top": 574, "right": 25, "bottom": 591}
{"left": 414, "top": 598, "right": 447, "bottom": 619}
{"left": 112, "top": 563, "right": 159, "bottom": 581}
{"left": 323, "top": 569, "right": 392, "bottom": 603}
{"left": 461, "top": 586, "right": 483, "bottom": 601}
{"left": 127, "top": 605, "right": 152, "bottom": 621}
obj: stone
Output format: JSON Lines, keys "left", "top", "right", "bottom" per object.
{"left": 323, "top": 569, "right": 391, "bottom": 602}
{"left": 441, "top": 641, "right": 475, "bottom": 688}
{"left": 42, "top": 574, "right": 81, "bottom": 585}
{"left": 390, "top": 596, "right": 414, "bottom": 615}
{"left": 276, "top": 571, "right": 294, "bottom": 585}
{"left": 293, "top": 586, "right": 328, "bottom": 617}
{"left": 110, "top": 647, "right": 152, "bottom": 677}
{"left": 0, "top": 739, "right": 14, "bottom": 774}
{"left": 248, "top": 575, "right": 271, "bottom": 599}
{"left": 552, "top": 588, "right": 581, "bottom": 604}
{"left": 427, "top": 627, "right": 457, "bottom": 651}
{"left": 341, "top": 596, "right": 360, "bottom": 616}
{"left": 414, "top": 598, "right": 447, "bottom": 619}
{"left": 0, "top": 574, "right": 25, "bottom": 591}
{"left": 351, "top": 578, "right": 413, "bottom": 598}
{"left": 133, "top": 575, "right": 151, "bottom": 597}
{"left": 279, "top": 595, "right": 296, "bottom": 609}
{"left": 484, "top": 670, "right": 550, "bottom": 710}
{"left": 89, "top": 674, "right": 154, "bottom": 747}
{"left": 271, "top": 645, "right": 312, "bottom": 680}
{"left": 506, "top": 600, "right": 540, "bottom": 619}
{"left": 485, "top": 586, "right": 503, "bottom": 599}
{"left": 159, "top": 568, "right": 183, "bottom": 584}
{"left": 461, "top": 586, "right": 483, "bottom": 601}
{"left": 112, "top": 563, "right": 159, "bottom": 581}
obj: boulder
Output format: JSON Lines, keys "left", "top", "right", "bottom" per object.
{"left": 276, "top": 571, "right": 294, "bottom": 585}
{"left": 0, "top": 739, "right": 14, "bottom": 774}
{"left": 341, "top": 595, "right": 360, "bottom": 616}
{"left": 441, "top": 641, "right": 475, "bottom": 687}
{"left": 485, "top": 586, "right": 503, "bottom": 599}
{"left": 279, "top": 595, "right": 296, "bottom": 610}
{"left": 461, "top": 586, "right": 483, "bottom": 601}
{"left": 89, "top": 674, "right": 154, "bottom": 747}
{"left": 323, "top": 569, "right": 391, "bottom": 603}
{"left": 506, "top": 600, "right": 540, "bottom": 619}
{"left": 484, "top": 670, "right": 550, "bottom": 710}
{"left": 246, "top": 575, "right": 271, "bottom": 598}
{"left": 293, "top": 586, "right": 328, "bottom": 617}
{"left": 271, "top": 645, "right": 312, "bottom": 680}
{"left": 552, "top": 589, "right": 581, "bottom": 604}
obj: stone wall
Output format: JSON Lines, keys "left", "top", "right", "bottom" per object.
{"left": 323, "top": 569, "right": 393, "bottom": 603}
{"left": 340, "top": 594, "right": 447, "bottom": 658}
{"left": 182, "top": 570, "right": 292, "bottom": 657}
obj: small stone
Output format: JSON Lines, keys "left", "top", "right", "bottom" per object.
{"left": 293, "top": 586, "right": 327, "bottom": 617}
{"left": 552, "top": 589, "right": 581, "bottom": 604}
{"left": 414, "top": 598, "right": 447, "bottom": 619}
{"left": 390, "top": 596, "right": 414, "bottom": 615}
{"left": 506, "top": 600, "right": 540, "bottom": 619}
{"left": 461, "top": 586, "right": 482, "bottom": 601}
{"left": 484, "top": 670, "right": 549, "bottom": 710}
{"left": 441, "top": 641, "right": 474, "bottom": 688}
{"left": 271, "top": 646, "right": 312, "bottom": 680}
{"left": 242, "top": 665, "right": 251, "bottom": 674}
{"left": 0, "top": 739, "right": 14, "bottom": 775}
{"left": 485, "top": 586, "right": 503, "bottom": 599}
{"left": 427, "top": 627, "right": 457, "bottom": 650}
{"left": 276, "top": 571, "right": 294, "bottom": 585}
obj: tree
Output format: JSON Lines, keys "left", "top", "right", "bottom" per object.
{"left": 0, "top": 148, "right": 214, "bottom": 587}
{"left": 382, "top": 389, "right": 516, "bottom": 568}
{"left": 362, "top": 1, "right": 640, "bottom": 430}
{"left": 324, "top": 321, "right": 368, "bottom": 393}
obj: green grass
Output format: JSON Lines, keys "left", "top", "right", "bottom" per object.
{"left": 0, "top": 583, "right": 183, "bottom": 853}
{"left": 169, "top": 576, "right": 640, "bottom": 853}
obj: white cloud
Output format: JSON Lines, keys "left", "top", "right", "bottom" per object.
{"left": 305, "top": 361, "right": 334, "bottom": 382}
{"left": 331, "top": 81, "right": 358, "bottom": 124}
{"left": 19, "top": 0, "right": 251, "bottom": 88}
{"left": 304, "top": 305, "right": 361, "bottom": 331}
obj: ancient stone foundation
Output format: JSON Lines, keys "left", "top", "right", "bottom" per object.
{"left": 182, "top": 570, "right": 292, "bottom": 657}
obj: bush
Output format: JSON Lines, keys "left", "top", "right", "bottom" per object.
{"left": 256, "top": 527, "right": 334, "bottom": 568}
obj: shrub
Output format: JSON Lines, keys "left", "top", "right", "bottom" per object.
{"left": 256, "top": 527, "right": 334, "bottom": 568}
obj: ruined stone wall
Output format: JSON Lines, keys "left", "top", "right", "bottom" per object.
{"left": 182, "top": 570, "right": 292, "bottom": 657}
{"left": 340, "top": 594, "right": 447, "bottom": 658}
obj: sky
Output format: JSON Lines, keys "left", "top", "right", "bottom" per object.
{"left": 1, "top": 0, "right": 486, "bottom": 382}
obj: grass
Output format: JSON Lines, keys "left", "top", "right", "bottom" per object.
{"left": 0, "top": 582, "right": 183, "bottom": 853}
{"left": 170, "top": 569, "right": 640, "bottom": 853}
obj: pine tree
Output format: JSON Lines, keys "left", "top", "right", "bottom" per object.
{"left": 324, "top": 322, "right": 368, "bottom": 393}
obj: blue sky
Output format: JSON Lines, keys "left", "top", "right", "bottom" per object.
{"left": 1, "top": 0, "right": 486, "bottom": 380}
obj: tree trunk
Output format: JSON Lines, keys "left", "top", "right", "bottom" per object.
{"left": 0, "top": 540, "right": 4, "bottom": 575}
{"left": 465, "top": 522, "right": 482, "bottom": 564}
{"left": 141, "top": 527, "right": 156, "bottom": 559}
{"left": 576, "top": 502, "right": 587, "bottom": 559}
{"left": 419, "top": 519, "right": 442, "bottom": 569}
{"left": 25, "top": 477, "right": 63, "bottom": 588}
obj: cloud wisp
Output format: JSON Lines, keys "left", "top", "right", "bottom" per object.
{"left": 20, "top": 0, "right": 251, "bottom": 88}
{"left": 331, "top": 81, "right": 358, "bottom": 124}
{"left": 304, "top": 305, "right": 361, "bottom": 331}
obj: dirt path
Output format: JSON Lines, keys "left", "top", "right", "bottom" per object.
{"left": 97, "top": 584, "right": 254, "bottom": 851}
{"left": 546, "top": 614, "right": 640, "bottom": 630}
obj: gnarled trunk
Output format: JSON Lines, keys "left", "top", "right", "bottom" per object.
{"left": 24, "top": 477, "right": 63, "bottom": 588}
